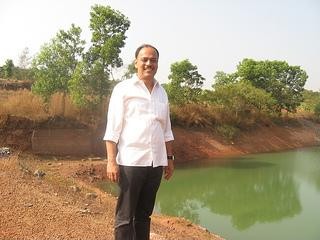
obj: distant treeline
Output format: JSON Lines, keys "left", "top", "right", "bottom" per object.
{"left": 1, "top": 4, "right": 320, "bottom": 140}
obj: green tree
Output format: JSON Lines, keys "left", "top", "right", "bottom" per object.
{"left": 299, "top": 89, "right": 320, "bottom": 112}
{"left": 69, "top": 61, "right": 110, "bottom": 106}
{"left": 213, "top": 71, "right": 238, "bottom": 88}
{"left": 32, "top": 24, "right": 85, "bottom": 100}
{"left": 314, "top": 102, "right": 320, "bottom": 118}
{"left": 212, "top": 81, "right": 277, "bottom": 125}
{"left": 32, "top": 5, "right": 130, "bottom": 107}
{"left": 166, "top": 59, "right": 205, "bottom": 104}
{"left": 69, "top": 5, "right": 130, "bottom": 106}
{"left": 121, "top": 60, "right": 136, "bottom": 80}
{"left": 237, "top": 59, "right": 308, "bottom": 113}
{"left": 87, "top": 5, "right": 130, "bottom": 74}
{"left": 2, "top": 59, "right": 14, "bottom": 78}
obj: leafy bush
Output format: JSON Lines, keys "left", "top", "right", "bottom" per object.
{"left": 299, "top": 90, "right": 320, "bottom": 112}
{"left": 209, "top": 81, "right": 277, "bottom": 127}
{"left": 215, "top": 124, "right": 239, "bottom": 141}
{"left": 314, "top": 102, "right": 320, "bottom": 118}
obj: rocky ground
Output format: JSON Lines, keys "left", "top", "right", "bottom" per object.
{"left": 0, "top": 152, "right": 224, "bottom": 240}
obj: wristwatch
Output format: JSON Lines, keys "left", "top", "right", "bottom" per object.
{"left": 167, "top": 155, "right": 175, "bottom": 160}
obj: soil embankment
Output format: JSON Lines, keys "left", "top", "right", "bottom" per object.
{"left": 1, "top": 115, "right": 320, "bottom": 240}
{"left": 1, "top": 115, "right": 320, "bottom": 161}
{"left": 174, "top": 118, "right": 320, "bottom": 162}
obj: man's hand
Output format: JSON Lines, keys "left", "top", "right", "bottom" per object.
{"left": 107, "top": 159, "right": 119, "bottom": 183}
{"left": 164, "top": 159, "right": 174, "bottom": 180}
{"left": 106, "top": 140, "right": 119, "bottom": 183}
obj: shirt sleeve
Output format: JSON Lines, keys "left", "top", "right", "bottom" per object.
{"left": 164, "top": 103, "right": 174, "bottom": 142}
{"left": 103, "top": 84, "right": 124, "bottom": 143}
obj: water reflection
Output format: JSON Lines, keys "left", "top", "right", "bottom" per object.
{"left": 293, "top": 147, "right": 320, "bottom": 191}
{"left": 94, "top": 147, "right": 320, "bottom": 239}
{"left": 156, "top": 156, "right": 302, "bottom": 230}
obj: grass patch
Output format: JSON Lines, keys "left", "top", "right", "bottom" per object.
{"left": 0, "top": 89, "right": 48, "bottom": 120}
{"left": 0, "top": 89, "right": 109, "bottom": 128}
{"left": 170, "top": 103, "right": 217, "bottom": 128}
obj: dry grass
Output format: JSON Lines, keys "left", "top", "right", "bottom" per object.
{"left": 0, "top": 90, "right": 15, "bottom": 102}
{"left": 0, "top": 89, "right": 48, "bottom": 120}
{"left": 170, "top": 103, "right": 243, "bottom": 141}
{"left": 170, "top": 103, "right": 275, "bottom": 130}
{"left": 0, "top": 89, "right": 109, "bottom": 128}
{"left": 170, "top": 103, "right": 218, "bottom": 128}
{"left": 170, "top": 103, "right": 249, "bottom": 128}
{"left": 48, "top": 92, "right": 109, "bottom": 128}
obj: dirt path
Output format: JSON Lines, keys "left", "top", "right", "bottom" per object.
{"left": 0, "top": 153, "right": 224, "bottom": 240}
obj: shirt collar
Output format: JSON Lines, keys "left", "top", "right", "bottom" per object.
{"left": 132, "top": 74, "right": 159, "bottom": 88}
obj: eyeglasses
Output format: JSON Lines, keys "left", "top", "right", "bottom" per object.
{"left": 139, "top": 57, "right": 158, "bottom": 64}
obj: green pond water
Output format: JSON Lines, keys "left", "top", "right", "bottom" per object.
{"left": 154, "top": 147, "right": 320, "bottom": 240}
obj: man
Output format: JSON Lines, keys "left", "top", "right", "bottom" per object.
{"left": 104, "top": 44, "right": 175, "bottom": 240}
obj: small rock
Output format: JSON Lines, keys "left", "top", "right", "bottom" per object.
{"left": 79, "top": 208, "right": 91, "bottom": 214}
{"left": 88, "top": 157, "right": 102, "bottom": 161}
{"left": 24, "top": 203, "right": 33, "bottom": 207}
{"left": 70, "top": 185, "right": 80, "bottom": 192}
{"left": 199, "top": 226, "right": 209, "bottom": 232}
{"left": 20, "top": 166, "right": 31, "bottom": 174}
{"left": 86, "top": 192, "right": 98, "bottom": 199}
{"left": 150, "top": 232, "right": 166, "bottom": 240}
{"left": 0, "top": 147, "right": 11, "bottom": 158}
{"left": 33, "top": 169, "right": 45, "bottom": 178}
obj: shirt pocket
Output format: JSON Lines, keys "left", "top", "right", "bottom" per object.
{"left": 126, "top": 99, "right": 149, "bottom": 118}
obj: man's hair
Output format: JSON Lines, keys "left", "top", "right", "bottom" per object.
{"left": 135, "top": 44, "right": 159, "bottom": 59}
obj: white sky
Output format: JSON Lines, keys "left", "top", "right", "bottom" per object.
{"left": 0, "top": 0, "right": 319, "bottom": 90}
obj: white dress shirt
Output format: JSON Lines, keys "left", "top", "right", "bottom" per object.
{"left": 103, "top": 75, "right": 174, "bottom": 167}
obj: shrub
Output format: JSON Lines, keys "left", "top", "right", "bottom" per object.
{"left": 215, "top": 124, "right": 239, "bottom": 142}
{"left": 314, "top": 102, "right": 320, "bottom": 118}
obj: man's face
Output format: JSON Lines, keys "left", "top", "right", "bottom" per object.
{"left": 135, "top": 47, "right": 158, "bottom": 80}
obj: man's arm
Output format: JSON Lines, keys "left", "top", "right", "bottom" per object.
{"left": 106, "top": 140, "right": 119, "bottom": 183}
{"left": 164, "top": 140, "right": 174, "bottom": 180}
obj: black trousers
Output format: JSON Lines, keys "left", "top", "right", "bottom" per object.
{"left": 115, "top": 165, "right": 163, "bottom": 240}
